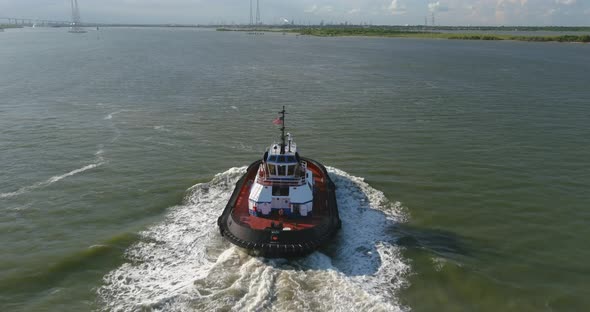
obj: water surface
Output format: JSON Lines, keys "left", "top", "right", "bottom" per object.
{"left": 1, "top": 27, "right": 589, "bottom": 311}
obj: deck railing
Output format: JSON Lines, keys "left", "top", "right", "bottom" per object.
{"left": 257, "top": 162, "right": 307, "bottom": 186}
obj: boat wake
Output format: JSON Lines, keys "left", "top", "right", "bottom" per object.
{"left": 104, "top": 110, "right": 123, "bottom": 120}
{"left": 97, "top": 167, "right": 409, "bottom": 312}
{"left": 0, "top": 149, "right": 105, "bottom": 199}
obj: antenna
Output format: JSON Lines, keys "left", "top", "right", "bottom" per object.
{"left": 431, "top": 13, "right": 435, "bottom": 27}
{"left": 280, "top": 106, "right": 286, "bottom": 154}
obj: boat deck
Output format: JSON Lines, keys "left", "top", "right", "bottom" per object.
{"left": 232, "top": 162, "right": 330, "bottom": 231}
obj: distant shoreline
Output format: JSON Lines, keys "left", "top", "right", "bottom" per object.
{"left": 3, "top": 23, "right": 589, "bottom": 43}
{"left": 217, "top": 26, "right": 590, "bottom": 43}
{"left": 0, "top": 24, "right": 24, "bottom": 29}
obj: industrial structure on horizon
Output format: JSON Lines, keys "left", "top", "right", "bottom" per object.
{"left": 249, "top": 0, "right": 261, "bottom": 25}
{"left": 68, "top": 0, "right": 86, "bottom": 33}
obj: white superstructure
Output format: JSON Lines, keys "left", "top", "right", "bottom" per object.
{"left": 248, "top": 133, "right": 314, "bottom": 217}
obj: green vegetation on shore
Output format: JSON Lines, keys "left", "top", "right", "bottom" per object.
{"left": 217, "top": 26, "right": 590, "bottom": 43}
{"left": 0, "top": 24, "right": 24, "bottom": 29}
{"left": 298, "top": 27, "right": 427, "bottom": 37}
{"left": 297, "top": 27, "right": 590, "bottom": 43}
{"left": 447, "top": 34, "right": 590, "bottom": 42}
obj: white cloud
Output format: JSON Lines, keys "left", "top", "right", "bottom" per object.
{"left": 389, "top": 0, "right": 407, "bottom": 15}
{"left": 428, "top": 1, "right": 449, "bottom": 13}
{"left": 545, "top": 8, "right": 557, "bottom": 16}
{"left": 304, "top": 4, "right": 334, "bottom": 15}
{"left": 496, "top": 0, "right": 528, "bottom": 9}
{"left": 494, "top": 0, "right": 530, "bottom": 24}
{"left": 305, "top": 4, "right": 318, "bottom": 14}
{"left": 555, "top": 0, "right": 576, "bottom": 5}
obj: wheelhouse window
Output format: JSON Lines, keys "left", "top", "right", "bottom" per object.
{"left": 270, "top": 155, "right": 297, "bottom": 163}
{"left": 268, "top": 164, "right": 277, "bottom": 175}
{"left": 267, "top": 152, "right": 299, "bottom": 177}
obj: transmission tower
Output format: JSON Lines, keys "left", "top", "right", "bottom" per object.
{"left": 249, "top": 0, "right": 253, "bottom": 25}
{"left": 69, "top": 0, "right": 86, "bottom": 33}
{"left": 256, "top": 0, "right": 261, "bottom": 25}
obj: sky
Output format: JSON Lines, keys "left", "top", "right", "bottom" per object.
{"left": 1, "top": 0, "right": 589, "bottom": 26}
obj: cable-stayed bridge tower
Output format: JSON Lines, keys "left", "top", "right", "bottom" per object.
{"left": 69, "top": 0, "right": 86, "bottom": 33}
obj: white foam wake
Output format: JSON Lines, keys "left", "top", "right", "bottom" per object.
{"left": 0, "top": 149, "right": 105, "bottom": 199}
{"left": 97, "top": 167, "right": 409, "bottom": 312}
{"left": 104, "top": 110, "right": 122, "bottom": 120}
{"left": 153, "top": 125, "right": 171, "bottom": 132}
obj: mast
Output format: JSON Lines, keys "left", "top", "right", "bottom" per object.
{"left": 280, "top": 106, "right": 286, "bottom": 154}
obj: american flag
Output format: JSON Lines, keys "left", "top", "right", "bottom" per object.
{"left": 273, "top": 117, "right": 284, "bottom": 125}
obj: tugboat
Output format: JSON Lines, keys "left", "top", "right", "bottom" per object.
{"left": 218, "top": 107, "right": 341, "bottom": 257}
